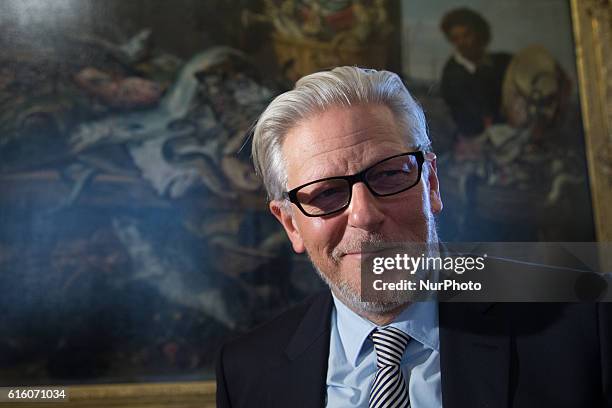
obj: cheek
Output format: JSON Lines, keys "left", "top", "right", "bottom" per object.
{"left": 298, "top": 217, "right": 345, "bottom": 255}
{"left": 392, "top": 186, "right": 428, "bottom": 212}
{"left": 384, "top": 189, "right": 431, "bottom": 227}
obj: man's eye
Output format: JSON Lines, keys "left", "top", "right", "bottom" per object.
{"left": 370, "top": 169, "right": 404, "bottom": 180}
{"left": 301, "top": 187, "right": 346, "bottom": 208}
{"left": 312, "top": 188, "right": 342, "bottom": 201}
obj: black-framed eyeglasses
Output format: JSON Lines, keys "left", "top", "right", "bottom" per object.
{"left": 283, "top": 151, "right": 425, "bottom": 217}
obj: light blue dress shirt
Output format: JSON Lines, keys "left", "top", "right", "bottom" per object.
{"left": 325, "top": 294, "right": 442, "bottom": 407}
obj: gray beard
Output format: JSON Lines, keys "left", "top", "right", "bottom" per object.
{"left": 309, "top": 215, "right": 440, "bottom": 316}
{"left": 314, "top": 266, "right": 411, "bottom": 314}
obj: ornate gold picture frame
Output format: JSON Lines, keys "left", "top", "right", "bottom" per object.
{"left": 571, "top": 0, "right": 612, "bottom": 243}
{"left": 5, "top": 1, "right": 610, "bottom": 406}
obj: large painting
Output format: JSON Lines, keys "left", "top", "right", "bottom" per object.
{"left": 0, "top": 0, "right": 404, "bottom": 391}
{"left": 0, "top": 0, "right": 610, "bottom": 406}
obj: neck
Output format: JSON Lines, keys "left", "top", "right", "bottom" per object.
{"left": 332, "top": 288, "right": 410, "bottom": 326}
{"left": 359, "top": 304, "right": 409, "bottom": 326}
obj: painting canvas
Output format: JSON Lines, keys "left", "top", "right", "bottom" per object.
{"left": 0, "top": 0, "right": 607, "bottom": 401}
{"left": 0, "top": 0, "right": 404, "bottom": 387}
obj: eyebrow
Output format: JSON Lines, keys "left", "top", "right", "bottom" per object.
{"left": 295, "top": 149, "right": 419, "bottom": 185}
{"left": 301, "top": 159, "right": 364, "bottom": 183}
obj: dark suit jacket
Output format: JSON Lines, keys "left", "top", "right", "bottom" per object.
{"left": 216, "top": 291, "right": 612, "bottom": 407}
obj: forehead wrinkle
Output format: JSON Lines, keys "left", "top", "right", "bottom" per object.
{"left": 292, "top": 140, "right": 405, "bottom": 186}
{"left": 290, "top": 125, "right": 396, "bottom": 179}
{"left": 282, "top": 104, "right": 407, "bottom": 187}
{"left": 304, "top": 137, "right": 369, "bottom": 166}
{"left": 286, "top": 137, "right": 367, "bottom": 184}
{"left": 301, "top": 123, "right": 390, "bottom": 156}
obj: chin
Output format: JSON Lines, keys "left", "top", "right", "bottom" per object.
{"left": 314, "top": 266, "right": 411, "bottom": 315}
{"left": 340, "top": 281, "right": 411, "bottom": 313}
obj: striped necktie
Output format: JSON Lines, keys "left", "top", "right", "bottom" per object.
{"left": 369, "top": 326, "right": 411, "bottom": 408}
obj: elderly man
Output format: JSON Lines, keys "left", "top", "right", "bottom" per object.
{"left": 215, "top": 67, "right": 610, "bottom": 407}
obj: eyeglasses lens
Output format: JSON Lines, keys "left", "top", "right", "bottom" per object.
{"left": 365, "top": 154, "right": 419, "bottom": 195}
{"left": 296, "top": 179, "right": 350, "bottom": 216}
{"left": 295, "top": 154, "right": 420, "bottom": 216}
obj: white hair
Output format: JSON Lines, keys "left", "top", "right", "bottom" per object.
{"left": 252, "top": 66, "right": 431, "bottom": 201}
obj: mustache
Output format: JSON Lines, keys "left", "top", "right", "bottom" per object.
{"left": 331, "top": 233, "right": 388, "bottom": 260}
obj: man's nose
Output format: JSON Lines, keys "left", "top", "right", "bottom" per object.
{"left": 347, "top": 182, "right": 384, "bottom": 231}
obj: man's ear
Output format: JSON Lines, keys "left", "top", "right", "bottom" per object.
{"left": 269, "top": 200, "right": 305, "bottom": 253}
{"left": 425, "top": 154, "right": 443, "bottom": 214}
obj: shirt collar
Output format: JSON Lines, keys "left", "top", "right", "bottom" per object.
{"left": 453, "top": 51, "right": 495, "bottom": 74}
{"left": 331, "top": 293, "right": 439, "bottom": 368}
{"left": 453, "top": 51, "right": 477, "bottom": 74}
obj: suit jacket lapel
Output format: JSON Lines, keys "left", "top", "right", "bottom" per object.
{"left": 439, "top": 302, "right": 511, "bottom": 408}
{"left": 269, "top": 291, "right": 333, "bottom": 407}
{"left": 265, "top": 292, "right": 511, "bottom": 408}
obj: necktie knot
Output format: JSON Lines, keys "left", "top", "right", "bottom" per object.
{"left": 369, "top": 327, "right": 411, "bottom": 407}
{"left": 371, "top": 326, "right": 410, "bottom": 368}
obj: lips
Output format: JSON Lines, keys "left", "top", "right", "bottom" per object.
{"left": 342, "top": 249, "right": 384, "bottom": 257}
{"left": 333, "top": 233, "right": 389, "bottom": 260}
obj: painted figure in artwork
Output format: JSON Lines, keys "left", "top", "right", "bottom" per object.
{"left": 439, "top": 8, "right": 512, "bottom": 149}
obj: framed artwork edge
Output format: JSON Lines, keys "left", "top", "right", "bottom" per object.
{"left": 15, "top": 1, "right": 609, "bottom": 406}
{"left": 13, "top": 382, "right": 216, "bottom": 408}
{"left": 571, "top": 0, "right": 612, "bottom": 243}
